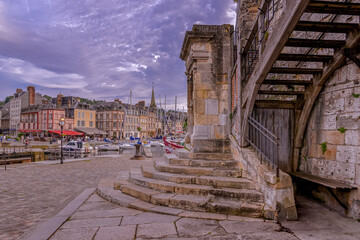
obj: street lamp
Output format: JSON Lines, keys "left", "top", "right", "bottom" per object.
{"left": 59, "top": 117, "right": 65, "bottom": 164}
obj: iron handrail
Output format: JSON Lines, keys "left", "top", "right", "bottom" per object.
{"left": 246, "top": 115, "right": 279, "bottom": 177}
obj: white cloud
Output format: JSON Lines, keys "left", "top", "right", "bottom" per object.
{"left": 116, "top": 63, "right": 148, "bottom": 72}
{"left": 152, "top": 54, "right": 160, "bottom": 63}
{"left": 0, "top": 57, "right": 87, "bottom": 89}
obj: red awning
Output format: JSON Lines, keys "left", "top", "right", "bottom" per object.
{"left": 19, "top": 130, "right": 42, "bottom": 133}
{"left": 48, "top": 130, "right": 83, "bottom": 136}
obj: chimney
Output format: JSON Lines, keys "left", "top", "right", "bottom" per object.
{"left": 67, "top": 99, "right": 71, "bottom": 108}
{"left": 27, "top": 86, "right": 35, "bottom": 106}
{"left": 56, "top": 94, "right": 63, "bottom": 108}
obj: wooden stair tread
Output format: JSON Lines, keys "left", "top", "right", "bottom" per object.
{"left": 263, "top": 79, "right": 313, "bottom": 85}
{"left": 286, "top": 38, "right": 345, "bottom": 48}
{"left": 277, "top": 53, "right": 332, "bottom": 62}
{"left": 258, "top": 90, "right": 305, "bottom": 95}
{"left": 255, "top": 100, "right": 296, "bottom": 109}
{"left": 270, "top": 67, "right": 322, "bottom": 74}
{"left": 306, "top": 1, "right": 360, "bottom": 15}
{"left": 295, "top": 21, "right": 359, "bottom": 33}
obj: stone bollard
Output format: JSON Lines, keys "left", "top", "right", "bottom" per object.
{"left": 131, "top": 143, "right": 145, "bottom": 160}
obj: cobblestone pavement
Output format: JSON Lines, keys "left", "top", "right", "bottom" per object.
{"left": 0, "top": 153, "right": 152, "bottom": 240}
{"left": 50, "top": 193, "right": 297, "bottom": 240}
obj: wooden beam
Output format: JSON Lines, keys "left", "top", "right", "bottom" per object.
{"left": 255, "top": 100, "right": 295, "bottom": 109}
{"left": 286, "top": 38, "right": 346, "bottom": 49}
{"left": 263, "top": 79, "right": 313, "bottom": 85}
{"left": 258, "top": 90, "right": 305, "bottom": 95}
{"left": 277, "top": 53, "right": 333, "bottom": 62}
{"left": 270, "top": 67, "right": 322, "bottom": 75}
{"left": 306, "top": 1, "right": 360, "bottom": 15}
{"left": 295, "top": 21, "right": 359, "bottom": 33}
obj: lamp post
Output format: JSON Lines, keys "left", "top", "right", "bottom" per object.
{"left": 59, "top": 117, "right": 65, "bottom": 164}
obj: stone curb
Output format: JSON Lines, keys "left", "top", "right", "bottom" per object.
{"left": 97, "top": 186, "right": 264, "bottom": 222}
{"left": 17, "top": 188, "right": 96, "bottom": 240}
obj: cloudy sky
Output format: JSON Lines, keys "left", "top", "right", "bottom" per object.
{"left": 0, "top": 0, "right": 236, "bottom": 110}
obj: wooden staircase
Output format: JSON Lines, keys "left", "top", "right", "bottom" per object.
{"left": 239, "top": 0, "right": 360, "bottom": 168}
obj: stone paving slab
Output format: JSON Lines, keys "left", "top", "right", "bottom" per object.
{"left": 50, "top": 227, "right": 98, "bottom": 240}
{"left": 121, "top": 212, "right": 180, "bottom": 226}
{"left": 137, "top": 222, "right": 178, "bottom": 239}
{"left": 94, "top": 225, "right": 136, "bottom": 240}
{"left": 61, "top": 217, "right": 122, "bottom": 229}
{"left": 175, "top": 218, "right": 227, "bottom": 238}
{"left": 71, "top": 207, "right": 141, "bottom": 219}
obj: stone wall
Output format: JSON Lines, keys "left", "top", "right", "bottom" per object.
{"left": 299, "top": 61, "right": 360, "bottom": 219}
{"left": 230, "top": 136, "right": 297, "bottom": 221}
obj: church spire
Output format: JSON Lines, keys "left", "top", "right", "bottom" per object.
{"left": 150, "top": 82, "right": 157, "bottom": 110}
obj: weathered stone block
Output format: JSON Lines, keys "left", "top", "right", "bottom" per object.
{"left": 355, "top": 164, "right": 360, "bottom": 186}
{"left": 345, "top": 130, "right": 360, "bottom": 145}
{"left": 205, "top": 99, "right": 219, "bottom": 115}
{"left": 336, "top": 113, "right": 360, "bottom": 130}
{"left": 336, "top": 145, "right": 360, "bottom": 164}
{"left": 347, "top": 63, "right": 360, "bottom": 81}
{"left": 321, "top": 115, "right": 337, "bottom": 130}
{"left": 320, "top": 130, "right": 345, "bottom": 145}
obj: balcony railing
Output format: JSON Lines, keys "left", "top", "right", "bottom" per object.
{"left": 242, "top": 0, "right": 275, "bottom": 82}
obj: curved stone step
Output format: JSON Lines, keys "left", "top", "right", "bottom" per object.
{"left": 206, "top": 199, "right": 264, "bottom": 218}
{"left": 116, "top": 182, "right": 264, "bottom": 217}
{"left": 175, "top": 150, "right": 234, "bottom": 161}
{"left": 129, "top": 171, "right": 263, "bottom": 202}
{"left": 142, "top": 165, "right": 254, "bottom": 189}
{"left": 168, "top": 158, "right": 239, "bottom": 168}
{"left": 155, "top": 161, "right": 242, "bottom": 177}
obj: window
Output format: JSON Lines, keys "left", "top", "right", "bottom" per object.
{"left": 81, "top": 121, "right": 85, "bottom": 126}
{"left": 90, "top": 113, "right": 93, "bottom": 119}
{"left": 77, "top": 120, "right": 81, "bottom": 126}
{"left": 78, "top": 112, "right": 81, "bottom": 118}
{"left": 69, "top": 124, "right": 72, "bottom": 129}
{"left": 113, "top": 122, "right": 117, "bottom": 128}
{"left": 89, "top": 121, "right": 93, "bottom": 127}
{"left": 49, "top": 123, "right": 53, "bottom": 129}
{"left": 82, "top": 112, "right": 85, "bottom": 118}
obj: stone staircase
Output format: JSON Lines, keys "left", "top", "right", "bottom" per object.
{"left": 113, "top": 152, "right": 265, "bottom": 218}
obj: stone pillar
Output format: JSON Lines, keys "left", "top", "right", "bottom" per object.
{"left": 185, "top": 75, "right": 194, "bottom": 144}
{"left": 180, "top": 24, "right": 233, "bottom": 153}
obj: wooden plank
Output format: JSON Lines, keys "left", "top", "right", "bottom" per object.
{"left": 258, "top": 90, "right": 304, "bottom": 95}
{"left": 263, "top": 79, "right": 313, "bottom": 85}
{"left": 270, "top": 67, "right": 322, "bottom": 75}
{"left": 295, "top": 21, "right": 359, "bottom": 33}
{"left": 255, "top": 100, "right": 295, "bottom": 109}
{"left": 277, "top": 53, "right": 333, "bottom": 62}
{"left": 290, "top": 171, "right": 357, "bottom": 190}
{"left": 286, "top": 38, "right": 345, "bottom": 49}
{"left": 306, "top": 1, "right": 360, "bottom": 15}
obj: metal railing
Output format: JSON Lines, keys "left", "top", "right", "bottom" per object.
{"left": 242, "top": 0, "right": 276, "bottom": 82}
{"left": 246, "top": 115, "right": 279, "bottom": 177}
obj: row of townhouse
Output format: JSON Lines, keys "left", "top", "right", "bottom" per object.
{"left": 0, "top": 85, "right": 186, "bottom": 139}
